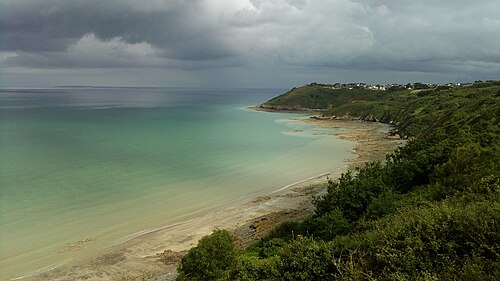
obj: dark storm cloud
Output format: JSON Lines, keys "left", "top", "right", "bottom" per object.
{"left": 0, "top": 0, "right": 235, "bottom": 62}
{"left": 0, "top": 0, "right": 499, "bottom": 84}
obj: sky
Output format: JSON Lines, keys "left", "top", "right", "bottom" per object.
{"left": 1, "top": 0, "right": 499, "bottom": 88}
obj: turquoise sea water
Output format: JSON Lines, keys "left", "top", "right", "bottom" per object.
{"left": 0, "top": 87, "right": 354, "bottom": 279}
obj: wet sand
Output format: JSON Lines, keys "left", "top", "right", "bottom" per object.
{"left": 25, "top": 118, "right": 404, "bottom": 281}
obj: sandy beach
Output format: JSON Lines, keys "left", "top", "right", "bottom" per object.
{"left": 24, "top": 118, "right": 404, "bottom": 281}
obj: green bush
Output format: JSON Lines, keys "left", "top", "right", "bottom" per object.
{"left": 177, "top": 229, "right": 237, "bottom": 281}
{"left": 314, "top": 162, "right": 393, "bottom": 221}
{"left": 332, "top": 199, "right": 500, "bottom": 279}
{"left": 231, "top": 255, "right": 279, "bottom": 281}
{"left": 301, "top": 209, "right": 351, "bottom": 240}
{"left": 278, "top": 236, "right": 338, "bottom": 280}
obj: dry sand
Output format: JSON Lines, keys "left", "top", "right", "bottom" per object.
{"left": 25, "top": 118, "right": 404, "bottom": 281}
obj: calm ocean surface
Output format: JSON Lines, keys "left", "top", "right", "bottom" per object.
{"left": 0, "top": 87, "right": 354, "bottom": 279}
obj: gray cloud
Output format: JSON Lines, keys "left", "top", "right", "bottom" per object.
{"left": 0, "top": 0, "right": 236, "bottom": 61}
{"left": 0, "top": 0, "right": 499, "bottom": 86}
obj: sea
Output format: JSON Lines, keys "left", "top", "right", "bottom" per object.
{"left": 0, "top": 87, "right": 355, "bottom": 280}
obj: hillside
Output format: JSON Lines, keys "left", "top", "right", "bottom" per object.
{"left": 177, "top": 81, "right": 500, "bottom": 280}
{"left": 261, "top": 81, "right": 500, "bottom": 137}
{"left": 260, "top": 84, "right": 387, "bottom": 111}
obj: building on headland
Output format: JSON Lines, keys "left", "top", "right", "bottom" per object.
{"left": 309, "top": 82, "right": 466, "bottom": 91}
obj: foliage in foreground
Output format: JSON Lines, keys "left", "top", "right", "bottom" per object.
{"left": 177, "top": 82, "right": 500, "bottom": 280}
{"left": 176, "top": 229, "right": 237, "bottom": 281}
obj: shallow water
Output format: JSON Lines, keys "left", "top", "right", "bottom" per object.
{"left": 0, "top": 87, "right": 354, "bottom": 279}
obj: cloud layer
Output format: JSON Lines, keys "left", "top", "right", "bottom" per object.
{"left": 1, "top": 0, "right": 499, "bottom": 86}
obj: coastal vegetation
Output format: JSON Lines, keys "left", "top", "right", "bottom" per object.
{"left": 177, "top": 81, "right": 500, "bottom": 280}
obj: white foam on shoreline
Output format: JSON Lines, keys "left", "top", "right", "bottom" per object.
{"left": 273, "top": 172, "right": 330, "bottom": 193}
{"left": 10, "top": 263, "right": 64, "bottom": 281}
{"left": 273, "top": 164, "right": 350, "bottom": 193}
{"left": 109, "top": 218, "right": 198, "bottom": 247}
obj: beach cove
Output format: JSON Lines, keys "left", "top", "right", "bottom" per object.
{"left": 27, "top": 118, "right": 404, "bottom": 281}
{"left": 0, "top": 88, "right": 403, "bottom": 280}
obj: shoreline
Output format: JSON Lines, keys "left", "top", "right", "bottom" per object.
{"left": 272, "top": 172, "right": 333, "bottom": 193}
{"left": 24, "top": 116, "right": 404, "bottom": 281}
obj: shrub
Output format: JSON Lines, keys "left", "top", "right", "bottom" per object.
{"left": 278, "top": 236, "right": 338, "bottom": 280}
{"left": 176, "top": 229, "right": 237, "bottom": 281}
{"left": 345, "top": 199, "right": 500, "bottom": 279}
{"left": 301, "top": 209, "right": 351, "bottom": 240}
{"left": 314, "top": 162, "right": 393, "bottom": 221}
{"left": 231, "top": 255, "right": 279, "bottom": 281}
